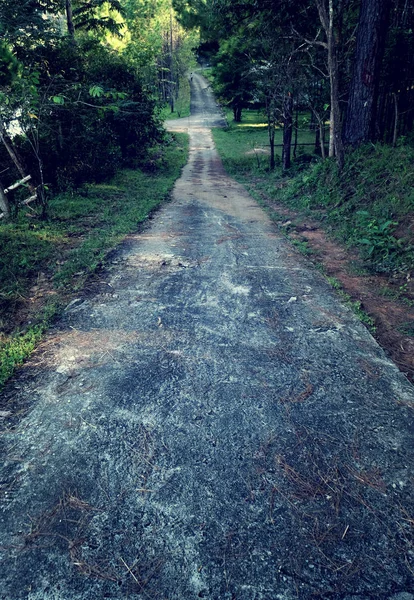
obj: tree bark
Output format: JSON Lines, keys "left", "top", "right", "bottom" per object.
{"left": 66, "top": 0, "right": 76, "bottom": 39}
{"left": 0, "top": 178, "right": 11, "bottom": 219}
{"left": 282, "top": 92, "right": 293, "bottom": 171}
{"left": 269, "top": 127, "right": 275, "bottom": 170}
{"left": 0, "top": 119, "right": 36, "bottom": 196}
{"left": 293, "top": 106, "right": 299, "bottom": 159}
{"left": 328, "top": 33, "right": 345, "bottom": 169}
{"left": 315, "top": 0, "right": 345, "bottom": 169}
{"left": 392, "top": 92, "right": 399, "bottom": 147}
{"left": 233, "top": 105, "right": 242, "bottom": 122}
{"left": 343, "top": 0, "right": 391, "bottom": 146}
{"left": 169, "top": 7, "right": 175, "bottom": 113}
{"left": 319, "top": 119, "right": 326, "bottom": 159}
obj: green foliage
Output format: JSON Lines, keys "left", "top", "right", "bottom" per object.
{"left": 0, "top": 42, "right": 19, "bottom": 86}
{"left": 272, "top": 144, "right": 414, "bottom": 274}
{"left": 355, "top": 211, "right": 402, "bottom": 262}
{"left": 0, "top": 0, "right": 195, "bottom": 211}
{"left": 213, "top": 107, "right": 414, "bottom": 278}
{"left": 3, "top": 40, "right": 164, "bottom": 195}
{"left": 291, "top": 239, "right": 313, "bottom": 256}
{"left": 212, "top": 36, "right": 255, "bottom": 121}
{"left": 73, "top": 0, "right": 126, "bottom": 37}
{"left": 159, "top": 76, "right": 191, "bottom": 119}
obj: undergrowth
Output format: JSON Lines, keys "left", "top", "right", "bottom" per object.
{"left": 0, "top": 133, "right": 189, "bottom": 389}
{"left": 276, "top": 144, "right": 414, "bottom": 274}
{"left": 213, "top": 117, "right": 414, "bottom": 276}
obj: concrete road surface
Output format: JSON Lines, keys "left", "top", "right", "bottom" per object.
{"left": 1, "top": 72, "right": 414, "bottom": 600}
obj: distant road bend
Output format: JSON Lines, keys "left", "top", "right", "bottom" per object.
{"left": 1, "top": 72, "right": 414, "bottom": 600}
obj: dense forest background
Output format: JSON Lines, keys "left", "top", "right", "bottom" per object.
{"left": 0, "top": 0, "right": 196, "bottom": 218}
{"left": 1, "top": 0, "right": 413, "bottom": 213}
{"left": 173, "top": 0, "right": 414, "bottom": 171}
{"left": 0, "top": 1, "right": 413, "bottom": 385}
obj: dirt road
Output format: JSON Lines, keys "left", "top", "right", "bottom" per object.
{"left": 1, "top": 73, "right": 414, "bottom": 600}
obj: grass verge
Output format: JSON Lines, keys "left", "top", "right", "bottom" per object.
{"left": 0, "top": 133, "right": 189, "bottom": 389}
{"left": 212, "top": 113, "right": 414, "bottom": 279}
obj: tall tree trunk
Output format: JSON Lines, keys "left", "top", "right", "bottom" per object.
{"left": 66, "top": 0, "right": 76, "bottom": 39}
{"left": 266, "top": 98, "right": 276, "bottom": 170}
{"left": 392, "top": 92, "right": 399, "bottom": 147}
{"left": 233, "top": 105, "right": 242, "bottom": 122}
{"left": 269, "top": 127, "right": 275, "bottom": 170}
{"left": 293, "top": 107, "right": 299, "bottom": 159}
{"left": 169, "top": 7, "right": 175, "bottom": 113}
{"left": 329, "top": 35, "right": 344, "bottom": 168}
{"left": 319, "top": 119, "right": 326, "bottom": 160}
{"left": 343, "top": 0, "right": 391, "bottom": 146}
{"left": 315, "top": 0, "right": 345, "bottom": 169}
{"left": 282, "top": 92, "right": 293, "bottom": 171}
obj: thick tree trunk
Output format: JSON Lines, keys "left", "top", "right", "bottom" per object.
{"left": 233, "top": 105, "right": 242, "bottom": 122}
{"left": 66, "top": 0, "right": 76, "bottom": 39}
{"left": 343, "top": 0, "right": 391, "bottom": 146}
{"left": 282, "top": 93, "right": 293, "bottom": 171}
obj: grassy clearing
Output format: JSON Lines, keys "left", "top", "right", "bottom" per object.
{"left": 0, "top": 133, "right": 189, "bottom": 389}
{"left": 213, "top": 108, "right": 316, "bottom": 176}
{"left": 213, "top": 111, "right": 414, "bottom": 277}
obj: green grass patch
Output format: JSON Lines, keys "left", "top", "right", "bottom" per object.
{"left": 276, "top": 144, "right": 414, "bottom": 274}
{"left": 0, "top": 300, "right": 60, "bottom": 387}
{"left": 0, "top": 133, "right": 189, "bottom": 389}
{"left": 213, "top": 112, "right": 414, "bottom": 276}
{"left": 212, "top": 108, "right": 316, "bottom": 178}
{"left": 159, "top": 78, "right": 191, "bottom": 120}
{"left": 201, "top": 67, "right": 214, "bottom": 84}
{"left": 325, "top": 276, "right": 376, "bottom": 331}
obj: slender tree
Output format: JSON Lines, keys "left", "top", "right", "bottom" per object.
{"left": 282, "top": 92, "right": 294, "bottom": 170}
{"left": 66, "top": 0, "right": 76, "bottom": 39}
{"left": 314, "top": 0, "right": 345, "bottom": 169}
